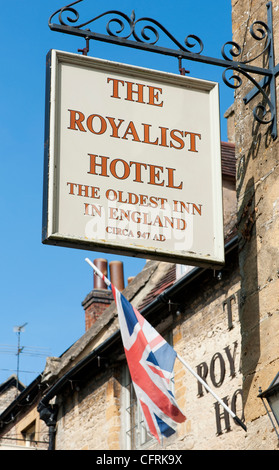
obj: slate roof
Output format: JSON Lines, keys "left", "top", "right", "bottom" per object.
{"left": 221, "top": 141, "right": 236, "bottom": 179}
{"left": 138, "top": 265, "right": 176, "bottom": 311}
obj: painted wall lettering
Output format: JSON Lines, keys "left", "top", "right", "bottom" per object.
{"left": 223, "top": 291, "right": 240, "bottom": 330}
{"left": 214, "top": 389, "right": 244, "bottom": 435}
{"left": 196, "top": 340, "right": 244, "bottom": 436}
{"left": 196, "top": 342, "right": 238, "bottom": 397}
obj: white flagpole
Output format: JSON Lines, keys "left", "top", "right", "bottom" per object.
{"left": 177, "top": 354, "right": 247, "bottom": 431}
{"left": 85, "top": 257, "right": 111, "bottom": 288}
{"left": 85, "top": 258, "right": 246, "bottom": 432}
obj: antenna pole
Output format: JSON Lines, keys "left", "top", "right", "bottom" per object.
{"left": 13, "top": 323, "right": 27, "bottom": 394}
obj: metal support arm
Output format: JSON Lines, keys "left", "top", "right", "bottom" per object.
{"left": 49, "top": 0, "right": 279, "bottom": 139}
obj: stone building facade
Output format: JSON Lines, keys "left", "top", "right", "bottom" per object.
{"left": 232, "top": 0, "right": 279, "bottom": 449}
{"left": 0, "top": 377, "right": 24, "bottom": 415}
{"left": 0, "top": 376, "right": 49, "bottom": 450}
{"left": 37, "top": 249, "right": 246, "bottom": 451}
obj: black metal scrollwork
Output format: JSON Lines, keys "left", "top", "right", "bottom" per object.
{"left": 49, "top": 0, "right": 279, "bottom": 139}
{"left": 132, "top": 18, "right": 204, "bottom": 54}
{"left": 49, "top": 0, "right": 82, "bottom": 26}
{"left": 221, "top": 20, "right": 271, "bottom": 64}
{"left": 50, "top": 3, "right": 204, "bottom": 54}
{"left": 222, "top": 67, "right": 274, "bottom": 125}
{"left": 221, "top": 18, "right": 274, "bottom": 126}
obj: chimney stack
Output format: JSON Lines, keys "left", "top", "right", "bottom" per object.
{"left": 82, "top": 258, "right": 126, "bottom": 331}
{"left": 82, "top": 258, "right": 113, "bottom": 331}
{"left": 93, "top": 258, "right": 107, "bottom": 289}
{"left": 109, "top": 261, "right": 125, "bottom": 291}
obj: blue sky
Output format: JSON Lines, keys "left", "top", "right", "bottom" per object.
{"left": 0, "top": 1, "right": 233, "bottom": 386}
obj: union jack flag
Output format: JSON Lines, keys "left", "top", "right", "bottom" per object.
{"left": 110, "top": 283, "right": 186, "bottom": 443}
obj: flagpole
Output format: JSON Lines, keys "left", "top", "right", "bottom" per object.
{"left": 85, "top": 257, "right": 246, "bottom": 432}
{"left": 85, "top": 257, "right": 111, "bottom": 288}
{"left": 177, "top": 354, "right": 247, "bottom": 432}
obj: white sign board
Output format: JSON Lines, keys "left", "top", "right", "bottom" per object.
{"left": 43, "top": 50, "right": 224, "bottom": 267}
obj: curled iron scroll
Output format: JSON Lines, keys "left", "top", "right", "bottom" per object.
{"left": 132, "top": 17, "right": 203, "bottom": 54}
{"left": 221, "top": 20, "right": 271, "bottom": 64}
{"left": 222, "top": 67, "right": 274, "bottom": 125}
{"left": 49, "top": 2, "right": 204, "bottom": 54}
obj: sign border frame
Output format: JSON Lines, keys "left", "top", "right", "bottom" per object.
{"left": 42, "top": 49, "right": 225, "bottom": 268}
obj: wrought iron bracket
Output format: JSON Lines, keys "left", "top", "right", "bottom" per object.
{"left": 49, "top": 0, "right": 279, "bottom": 139}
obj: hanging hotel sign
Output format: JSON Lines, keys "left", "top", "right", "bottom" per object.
{"left": 42, "top": 50, "right": 224, "bottom": 267}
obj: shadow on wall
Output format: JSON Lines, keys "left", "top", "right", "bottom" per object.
{"left": 237, "top": 115, "right": 273, "bottom": 416}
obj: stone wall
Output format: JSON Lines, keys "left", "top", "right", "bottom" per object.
{"left": 54, "top": 368, "right": 122, "bottom": 450}
{"left": 0, "top": 402, "right": 49, "bottom": 450}
{"left": 0, "top": 385, "right": 18, "bottom": 415}
{"left": 232, "top": 0, "right": 279, "bottom": 449}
